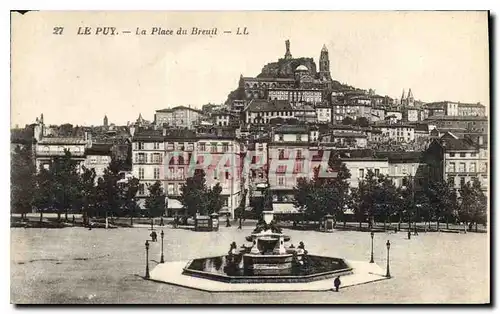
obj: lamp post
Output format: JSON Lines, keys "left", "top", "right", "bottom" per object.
{"left": 160, "top": 230, "right": 165, "bottom": 263}
{"left": 385, "top": 240, "right": 391, "bottom": 278}
{"left": 370, "top": 231, "right": 374, "bottom": 263}
{"left": 145, "top": 240, "right": 150, "bottom": 279}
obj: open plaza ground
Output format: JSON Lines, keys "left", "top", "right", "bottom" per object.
{"left": 10, "top": 224, "right": 489, "bottom": 304}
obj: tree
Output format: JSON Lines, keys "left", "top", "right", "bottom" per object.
{"left": 373, "top": 175, "right": 398, "bottom": 230}
{"left": 356, "top": 170, "right": 378, "bottom": 229}
{"left": 121, "top": 177, "right": 140, "bottom": 225}
{"left": 206, "top": 183, "right": 224, "bottom": 215}
{"left": 145, "top": 181, "right": 166, "bottom": 218}
{"left": 11, "top": 144, "right": 36, "bottom": 219}
{"left": 51, "top": 150, "right": 81, "bottom": 221}
{"left": 459, "top": 178, "right": 487, "bottom": 231}
{"left": 98, "top": 158, "right": 126, "bottom": 217}
{"left": 426, "top": 179, "right": 458, "bottom": 230}
{"left": 342, "top": 117, "right": 355, "bottom": 126}
{"left": 355, "top": 117, "right": 370, "bottom": 128}
{"left": 79, "top": 166, "right": 97, "bottom": 223}
{"left": 33, "top": 166, "right": 54, "bottom": 222}
{"left": 180, "top": 169, "right": 208, "bottom": 217}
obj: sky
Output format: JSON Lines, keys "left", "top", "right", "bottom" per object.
{"left": 11, "top": 11, "right": 489, "bottom": 127}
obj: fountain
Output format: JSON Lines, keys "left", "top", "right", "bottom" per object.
{"left": 149, "top": 210, "right": 389, "bottom": 291}
{"left": 182, "top": 211, "right": 353, "bottom": 283}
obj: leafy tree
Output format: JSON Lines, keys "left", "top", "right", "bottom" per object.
{"left": 426, "top": 179, "right": 458, "bottom": 230}
{"left": 79, "top": 166, "right": 97, "bottom": 223}
{"left": 11, "top": 144, "right": 36, "bottom": 219}
{"left": 356, "top": 170, "right": 378, "bottom": 229}
{"left": 33, "top": 166, "right": 54, "bottom": 222}
{"left": 206, "top": 183, "right": 224, "bottom": 215}
{"left": 97, "top": 158, "right": 126, "bottom": 217}
{"left": 180, "top": 169, "right": 208, "bottom": 217}
{"left": 342, "top": 117, "right": 355, "bottom": 126}
{"left": 355, "top": 117, "right": 370, "bottom": 128}
{"left": 373, "top": 175, "right": 398, "bottom": 230}
{"left": 51, "top": 150, "right": 81, "bottom": 221}
{"left": 459, "top": 178, "right": 487, "bottom": 231}
{"left": 145, "top": 181, "right": 166, "bottom": 218}
{"left": 121, "top": 177, "right": 140, "bottom": 225}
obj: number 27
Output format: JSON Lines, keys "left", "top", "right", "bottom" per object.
{"left": 53, "top": 27, "right": 64, "bottom": 35}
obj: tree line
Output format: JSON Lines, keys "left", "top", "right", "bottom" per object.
{"left": 293, "top": 156, "right": 487, "bottom": 231}
{"left": 11, "top": 145, "right": 166, "bottom": 223}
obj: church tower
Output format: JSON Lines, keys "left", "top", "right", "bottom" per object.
{"left": 284, "top": 40, "right": 292, "bottom": 60}
{"left": 319, "top": 44, "right": 331, "bottom": 80}
{"left": 407, "top": 88, "right": 414, "bottom": 107}
{"left": 103, "top": 115, "right": 108, "bottom": 127}
{"left": 400, "top": 89, "right": 406, "bottom": 106}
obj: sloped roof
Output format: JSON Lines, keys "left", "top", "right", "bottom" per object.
{"left": 245, "top": 99, "right": 292, "bottom": 112}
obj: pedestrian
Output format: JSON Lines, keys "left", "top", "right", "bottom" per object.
{"left": 226, "top": 216, "right": 231, "bottom": 227}
{"left": 72, "top": 215, "right": 75, "bottom": 224}
{"left": 150, "top": 231, "right": 157, "bottom": 242}
{"left": 333, "top": 276, "right": 341, "bottom": 292}
{"left": 160, "top": 217, "right": 164, "bottom": 226}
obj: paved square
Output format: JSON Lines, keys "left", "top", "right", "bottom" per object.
{"left": 10, "top": 225, "right": 490, "bottom": 304}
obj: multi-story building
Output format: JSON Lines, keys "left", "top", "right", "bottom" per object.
{"left": 372, "top": 122, "right": 415, "bottom": 143}
{"left": 268, "top": 88, "right": 323, "bottom": 104}
{"left": 374, "top": 151, "right": 427, "bottom": 189}
{"left": 154, "top": 106, "right": 204, "bottom": 128}
{"left": 320, "top": 131, "right": 368, "bottom": 149}
{"left": 131, "top": 127, "right": 243, "bottom": 217}
{"left": 425, "top": 101, "right": 460, "bottom": 117}
{"left": 457, "top": 102, "right": 486, "bottom": 117}
{"left": 424, "top": 115, "right": 488, "bottom": 133}
{"left": 342, "top": 157, "right": 389, "bottom": 189}
{"left": 315, "top": 103, "right": 332, "bottom": 124}
{"left": 244, "top": 99, "right": 317, "bottom": 125}
{"left": 424, "top": 133, "right": 488, "bottom": 192}
{"left": 267, "top": 125, "right": 311, "bottom": 213}
{"left": 84, "top": 143, "right": 113, "bottom": 179}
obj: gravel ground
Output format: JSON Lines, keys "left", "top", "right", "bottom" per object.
{"left": 10, "top": 226, "right": 490, "bottom": 304}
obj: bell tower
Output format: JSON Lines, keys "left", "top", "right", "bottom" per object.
{"left": 319, "top": 44, "right": 331, "bottom": 80}
{"left": 284, "top": 40, "right": 292, "bottom": 60}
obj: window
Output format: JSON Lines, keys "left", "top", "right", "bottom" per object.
{"left": 279, "top": 149, "right": 285, "bottom": 160}
{"left": 296, "top": 134, "right": 302, "bottom": 142}
{"left": 177, "top": 168, "right": 185, "bottom": 180}
{"left": 138, "top": 184, "right": 145, "bottom": 195}
{"left": 138, "top": 168, "right": 144, "bottom": 179}
{"left": 359, "top": 169, "right": 365, "bottom": 180}
{"left": 138, "top": 142, "right": 144, "bottom": 150}
{"left": 168, "top": 167, "right": 175, "bottom": 179}
{"left": 277, "top": 165, "right": 286, "bottom": 173}
{"left": 394, "top": 165, "right": 398, "bottom": 174}
{"left": 154, "top": 142, "right": 160, "bottom": 150}
{"left": 460, "top": 177, "right": 466, "bottom": 186}
{"left": 199, "top": 143, "right": 206, "bottom": 151}
{"left": 449, "top": 153, "right": 455, "bottom": 157}
{"left": 223, "top": 197, "right": 229, "bottom": 207}
{"left": 470, "top": 153, "right": 476, "bottom": 157}
{"left": 470, "top": 163, "right": 476, "bottom": 173}
{"left": 278, "top": 176, "right": 285, "bottom": 186}
{"left": 296, "top": 149, "right": 302, "bottom": 159}
{"left": 225, "top": 171, "right": 231, "bottom": 180}
{"left": 211, "top": 143, "right": 217, "bottom": 153}
{"left": 449, "top": 163, "right": 456, "bottom": 173}
{"left": 460, "top": 153, "right": 466, "bottom": 158}
{"left": 136, "top": 153, "right": 146, "bottom": 163}
{"left": 152, "top": 153, "right": 163, "bottom": 164}
{"left": 178, "top": 143, "right": 185, "bottom": 151}
{"left": 459, "top": 163, "right": 466, "bottom": 172}
{"left": 186, "top": 142, "right": 194, "bottom": 151}
{"left": 222, "top": 143, "right": 229, "bottom": 152}
{"left": 167, "top": 183, "right": 175, "bottom": 195}
{"left": 374, "top": 169, "right": 380, "bottom": 177}
{"left": 154, "top": 168, "right": 160, "bottom": 179}
{"left": 167, "top": 142, "right": 174, "bottom": 151}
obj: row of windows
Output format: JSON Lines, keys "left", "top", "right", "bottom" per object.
{"left": 137, "top": 167, "right": 237, "bottom": 181}
{"left": 447, "top": 162, "right": 487, "bottom": 173}
{"left": 448, "top": 152, "right": 478, "bottom": 158}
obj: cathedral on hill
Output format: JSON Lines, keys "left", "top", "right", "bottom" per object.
{"left": 225, "top": 40, "right": 351, "bottom": 110}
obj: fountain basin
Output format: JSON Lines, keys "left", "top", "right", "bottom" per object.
{"left": 182, "top": 254, "right": 353, "bottom": 283}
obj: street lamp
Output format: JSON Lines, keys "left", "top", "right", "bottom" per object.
{"left": 160, "top": 230, "right": 165, "bottom": 264}
{"left": 370, "top": 231, "right": 374, "bottom": 263}
{"left": 385, "top": 240, "right": 391, "bottom": 278}
{"left": 145, "top": 240, "right": 150, "bottom": 279}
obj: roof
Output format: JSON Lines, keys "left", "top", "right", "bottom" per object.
{"left": 242, "top": 77, "right": 295, "bottom": 83}
{"left": 331, "top": 132, "right": 367, "bottom": 138}
{"left": 157, "top": 106, "right": 203, "bottom": 114}
{"left": 274, "top": 125, "right": 309, "bottom": 134}
{"left": 375, "top": 151, "right": 423, "bottom": 163}
{"left": 38, "top": 137, "right": 87, "bottom": 145}
{"left": 85, "top": 143, "right": 113, "bottom": 156}
{"left": 245, "top": 99, "right": 292, "bottom": 112}
{"left": 425, "top": 115, "right": 487, "bottom": 121}
{"left": 440, "top": 137, "right": 478, "bottom": 151}
{"left": 295, "top": 65, "right": 308, "bottom": 71}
